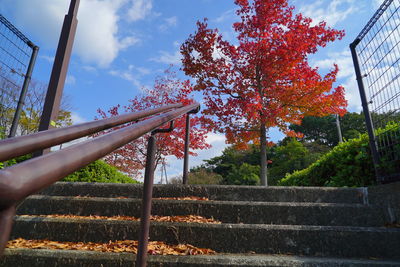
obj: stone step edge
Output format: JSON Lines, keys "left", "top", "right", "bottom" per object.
{"left": 13, "top": 216, "right": 400, "bottom": 233}
{"left": 38, "top": 182, "right": 366, "bottom": 204}
{"left": 11, "top": 218, "right": 400, "bottom": 259}
{"left": 2, "top": 248, "right": 400, "bottom": 267}
{"left": 25, "top": 195, "right": 368, "bottom": 208}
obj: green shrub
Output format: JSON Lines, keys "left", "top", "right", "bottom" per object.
{"left": 278, "top": 134, "right": 375, "bottom": 187}
{"left": 0, "top": 153, "right": 137, "bottom": 184}
{"left": 63, "top": 160, "right": 138, "bottom": 184}
{"left": 0, "top": 154, "right": 32, "bottom": 169}
{"left": 225, "top": 163, "right": 260, "bottom": 185}
{"left": 278, "top": 122, "right": 399, "bottom": 187}
{"left": 188, "top": 168, "right": 223, "bottom": 184}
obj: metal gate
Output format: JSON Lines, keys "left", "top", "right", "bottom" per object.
{"left": 350, "top": 0, "right": 400, "bottom": 183}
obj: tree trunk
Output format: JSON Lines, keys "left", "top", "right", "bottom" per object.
{"left": 260, "top": 124, "right": 268, "bottom": 186}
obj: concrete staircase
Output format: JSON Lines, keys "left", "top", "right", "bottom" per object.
{"left": 1, "top": 182, "right": 400, "bottom": 266}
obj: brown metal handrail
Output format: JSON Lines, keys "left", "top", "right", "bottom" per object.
{"left": 0, "top": 102, "right": 200, "bottom": 265}
{"left": 0, "top": 103, "right": 182, "bottom": 162}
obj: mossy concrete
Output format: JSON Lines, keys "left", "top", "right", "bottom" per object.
{"left": 10, "top": 217, "right": 400, "bottom": 259}
{"left": 2, "top": 249, "right": 400, "bottom": 267}
{"left": 38, "top": 182, "right": 366, "bottom": 204}
{"left": 367, "top": 182, "right": 400, "bottom": 223}
{"left": 17, "top": 195, "right": 389, "bottom": 227}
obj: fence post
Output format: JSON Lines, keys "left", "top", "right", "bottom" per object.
{"left": 8, "top": 44, "right": 39, "bottom": 138}
{"left": 350, "top": 40, "right": 382, "bottom": 183}
{"left": 37, "top": 0, "right": 80, "bottom": 154}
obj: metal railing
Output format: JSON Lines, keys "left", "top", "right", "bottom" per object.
{"left": 350, "top": 0, "right": 400, "bottom": 183}
{"left": 0, "top": 102, "right": 199, "bottom": 266}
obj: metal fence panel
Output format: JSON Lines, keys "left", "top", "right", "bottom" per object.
{"left": 0, "top": 14, "right": 37, "bottom": 138}
{"left": 351, "top": 0, "right": 400, "bottom": 183}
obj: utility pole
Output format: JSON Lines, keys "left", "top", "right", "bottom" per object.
{"left": 336, "top": 114, "right": 343, "bottom": 143}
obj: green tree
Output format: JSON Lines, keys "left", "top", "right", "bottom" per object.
{"left": 225, "top": 163, "right": 260, "bottom": 185}
{"left": 268, "top": 138, "right": 319, "bottom": 185}
{"left": 197, "top": 145, "right": 272, "bottom": 185}
{"left": 188, "top": 167, "right": 223, "bottom": 185}
{"left": 289, "top": 112, "right": 368, "bottom": 147}
{"left": 0, "top": 78, "right": 72, "bottom": 138}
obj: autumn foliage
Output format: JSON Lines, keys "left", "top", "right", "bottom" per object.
{"left": 181, "top": 0, "right": 347, "bottom": 185}
{"left": 96, "top": 69, "right": 210, "bottom": 178}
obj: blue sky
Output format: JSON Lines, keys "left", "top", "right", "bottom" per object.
{"left": 0, "top": 0, "right": 383, "bottom": 181}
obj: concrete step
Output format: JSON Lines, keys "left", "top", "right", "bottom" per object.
{"left": 17, "top": 195, "right": 389, "bottom": 227}
{"left": 2, "top": 248, "right": 400, "bottom": 267}
{"left": 38, "top": 182, "right": 367, "bottom": 204}
{"left": 11, "top": 217, "right": 400, "bottom": 259}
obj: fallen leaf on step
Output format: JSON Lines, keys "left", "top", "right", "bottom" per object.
{"left": 6, "top": 238, "right": 216, "bottom": 255}
{"left": 19, "top": 214, "right": 221, "bottom": 224}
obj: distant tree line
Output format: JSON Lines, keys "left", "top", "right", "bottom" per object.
{"left": 187, "top": 112, "right": 395, "bottom": 186}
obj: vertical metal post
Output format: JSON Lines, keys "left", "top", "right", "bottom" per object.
{"left": 335, "top": 114, "right": 343, "bottom": 143}
{"left": 37, "top": 0, "right": 80, "bottom": 154}
{"left": 0, "top": 205, "right": 16, "bottom": 256}
{"left": 182, "top": 114, "right": 190, "bottom": 184}
{"left": 136, "top": 134, "right": 157, "bottom": 267}
{"left": 8, "top": 44, "right": 39, "bottom": 138}
{"left": 350, "top": 40, "right": 382, "bottom": 182}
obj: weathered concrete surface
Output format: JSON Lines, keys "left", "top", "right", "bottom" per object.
{"left": 17, "top": 195, "right": 389, "bottom": 227}
{"left": 38, "top": 182, "right": 366, "bottom": 204}
{"left": 10, "top": 217, "right": 400, "bottom": 259}
{"left": 367, "top": 182, "right": 400, "bottom": 223}
{"left": 2, "top": 249, "right": 400, "bottom": 267}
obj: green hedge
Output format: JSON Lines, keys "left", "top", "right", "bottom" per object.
{"left": 278, "top": 134, "right": 374, "bottom": 187}
{"left": 278, "top": 122, "right": 399, "bottom": 187}
{"left": 63, "top": 160, "right": 138, "bottom": 184}
{"left": 1, "top": 154, "right": 137, "bottom": 184}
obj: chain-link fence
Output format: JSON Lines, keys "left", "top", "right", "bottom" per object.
{"left": 0, "top": 14, "right": 38, "bottom": 138}
{"left": 350, "top": 0, "right": 400, "bottom": 183}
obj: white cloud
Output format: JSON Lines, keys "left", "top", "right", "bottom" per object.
{"left": 299, "top": 0, "right": 359, "bottom": 27}
{"left": 342, "top": 75, "right": 362, "bottom": 111}
{"left": 70, "top": 112, "right": 87, "bottom": 125}
{"left": 39, "top": 55, "right": 55, "bottom": 63}
{"left": 213, "top": 9, "right": 236, "bottom": 23}
{"left": 312, "top": 50, "right": 354, "bottom": 79}
{"left": 374, "top": 0, "right": 383, "bottom": 8}
{"left": 159, "top": 16, "right": 178, "bottom": 32}
{"left": 82, "top": 65, "right": 97, "bottom": 73}
{"left": 127, "top": 0, "right": 153, "bottom": 22}
{"left": 312, "top": 49, "right": 362, "bottom": 111}
{"left": 109, "top": 64, "right": 150, "bottom": 88}
{"left": 76, "top": 0, "right": 139, "bottom": 67}
{"left": 156, "top": 132, "right": 228, "bottom": 183}
{"left": 151, "top": 50, "right": 182, "bottom": 65}
{"left": 1, "top": 0, "right": 141, "bottom": 67}
{"left": 66, "top": 75, "right": 76, "bottom": 85}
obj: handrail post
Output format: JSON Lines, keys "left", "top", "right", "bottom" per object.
{"left": 182, "top": 107, "right": 200, "bottom": 184}
{"left": 136, "top": 133, "right": 157, "bottom": 267}
{"left": 182, "top": 114, "right": 190, "bottom": 184}
{"left": 0, "top": 205, "right": 16, "bottom": 256}
{"left": 136, "top": 121, "right": 174, "bottom": 267}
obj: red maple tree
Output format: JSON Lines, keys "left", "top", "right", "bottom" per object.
{"left": 181, "top": 0, "right": 347, "bottom": 185}
{"left": 96, "top": 69, "right": 210, "bottom": 179}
